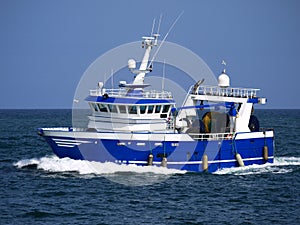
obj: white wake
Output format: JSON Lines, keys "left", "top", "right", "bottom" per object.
{"left": 214, "top": 157, "right": 300, "bottom": 175}
{"left": 14, "top": 155, "right": 187, "bottom": 176}
{"left": 14, "top": 156, "right": 300, "bottom": 177}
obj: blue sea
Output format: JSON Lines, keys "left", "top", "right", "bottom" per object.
{"left": 0, "top": 109, "right": 299, "bottom": 224}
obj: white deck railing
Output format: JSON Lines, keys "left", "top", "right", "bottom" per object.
{"left": 197, "top": 86, "right": 260, "bottom": 98}
{"left": 188, "top": 132, "right": 234, "bottom": 141}
{"left": 90, "top": 89, "right": 173, "bottom": 99}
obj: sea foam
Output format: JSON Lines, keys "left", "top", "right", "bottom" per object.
{"left": 214, "top": 157, "right": 300, "bottom": 175}
{"left": 14, "top": 155, "right": 187, "bottom": 175}
{"left": 14, "top": 156, "right": 300, "bottom": 177}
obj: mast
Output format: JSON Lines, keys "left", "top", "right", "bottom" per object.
{"left": 131, "top": 13, "right": 183, "bottom": 86}
{"left": 132, "top": 34, "right": 159, "bottom": 85}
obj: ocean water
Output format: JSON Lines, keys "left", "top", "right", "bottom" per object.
{"left": 0, "top": 109, "right": 299, "bottom": 224}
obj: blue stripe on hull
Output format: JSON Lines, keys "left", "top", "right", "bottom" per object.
{"left": 43, "top": 136, "right": 274, "bottom": 173}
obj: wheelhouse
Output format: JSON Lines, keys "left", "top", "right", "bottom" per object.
{"left": 85, "top": 88, "right": 176, "bottom": 132}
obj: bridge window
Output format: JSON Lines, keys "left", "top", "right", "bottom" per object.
{"left": 118, "top": 105, "right": 127, "bottom": 113}
{"left": 91, "top": 103, "right": 99, "bottom": 112}
{"left": 147, "top": 105, "right": 154, "bottom": 113}
{"left": 129, "top": 105, "right": 137, "bottom": 114}
{"left": 97, "top": 103, "right": 108, "bottom": 112}
{"left": 162, "top": 105, "right": 170, "bottom": 113}
{"left": 108, "top": 104, "right": 118, "bottom": 113}
{"left": 140, "top": 105, "right": 146, "bottom": 114}
{"left": 155, "top": 105, "right": 161, "bottom": 113}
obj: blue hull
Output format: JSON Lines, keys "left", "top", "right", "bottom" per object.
{"left": 41, "top": 133, "right": 274, "bottom": 173}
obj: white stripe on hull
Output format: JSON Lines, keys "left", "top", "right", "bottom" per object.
{"left": 57, "top": 144, "right": 76, "bottom": 148}
{"left": 53, "top": 138, "right": 93, "bottom": 147}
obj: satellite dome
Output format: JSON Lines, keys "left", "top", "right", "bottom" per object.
{"left": 128, "top": 59, "right": 136, "bottom": 69}
{"left": 218, "top": 70, "right": 230, "bottom": 88}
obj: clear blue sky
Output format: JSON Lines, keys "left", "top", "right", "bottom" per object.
{"left": 1, "top": 0, "right": 299, "bottom": 109}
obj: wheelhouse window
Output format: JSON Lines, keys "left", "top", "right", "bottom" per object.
{"left": 140, "top": 105, "right": 147, "bottom": 114}
{"left": 129, "top": 105, "right": 137, "bottom": 114}
{"left": 91, "top": 103, "right": 99, "bottom": 112}
{"left": 108, "top": 104, "right": 118, "bottom": 113}
{"left": 162, "top": 105, "right": 170, "bottom": 113}
{"left": 118, "top": 105, "right": 127, "bottom": 114}
{"left": 155, "top": 105, "right": 162, "bottom": 113}
{"left": 97, "top": 103, "right": 108, "bottom": 112}
{"left": 147, "top": 105, "right": 154, "bottom": 114}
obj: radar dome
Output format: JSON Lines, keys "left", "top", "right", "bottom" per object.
{"left": 128, "top": 59, "right": 136, "bottom": 69}
{"left": 218, "top": 70, "right": 230, "bottom": 88}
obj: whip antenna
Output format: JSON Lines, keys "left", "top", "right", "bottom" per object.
{"left": 149, "top": 11, "right": 184, "bottom": 67}
{"left": 162, "top": 59, "right": 166, "bottom": 92}
{"left": 151, "top": 18, "right": 156, "bottom": 36}
{"left": 157, "top": 14, "right": 163, "bottom": 34}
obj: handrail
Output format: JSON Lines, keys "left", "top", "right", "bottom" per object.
{"left": 188, "top": 132, "right": 234, "bottom": 141}
{"left": 89, "top": 89, "right": 173, "bottom": 99}
{"left": 197, "top": 86, "right": 260, "bottom": 98}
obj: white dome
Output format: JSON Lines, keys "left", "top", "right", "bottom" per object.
{"left": 218, "top": 70, "right": 230, "bottom": 88}
{"left": 98, "top": 82, "right": 104, "bottom": 89}
{"left": 128, "top": 59, "right": 136, "bottom": 69}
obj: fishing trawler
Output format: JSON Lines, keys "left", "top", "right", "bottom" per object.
{"left": 38, "top": 30, "right": 274, "bottom": 173}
